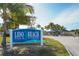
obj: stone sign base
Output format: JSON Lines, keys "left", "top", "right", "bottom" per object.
{"left": 13, "top": 43, "right": 41, "bottom": 48}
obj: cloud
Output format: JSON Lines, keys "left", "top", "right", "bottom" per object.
{"left": 53, "top": 6, "right": 79, "bottom": 26}
{"left": 0, "top": 17, "right": 3, "bottom": 23}
{"left": 31, "top": 4, "right": 54, "bottom": 26}
{"left": 30, "top": 3, "right": 79, "bottom": 30}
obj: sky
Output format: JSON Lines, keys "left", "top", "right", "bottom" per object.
{"left": 29, "top": 3, "right": 79, "bottom": 30}
{"left": 0, "top": 3, "right": 79, "bottom": 30}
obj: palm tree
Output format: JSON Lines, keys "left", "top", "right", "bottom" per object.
{"left": 8, "top": 4, "right": 34, "bottom": 28}
{"left": 0, "top": 3, "right": 34, "bottom": 54}
{"left": 7, "top": 15, "right": 36, "bottom": 29}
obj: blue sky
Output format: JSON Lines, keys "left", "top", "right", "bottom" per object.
{"left": 0, "top": 3, "right": 79, "bottom": 30}
{"left": 30, "top": 3, "right": 79, "bottom": 30}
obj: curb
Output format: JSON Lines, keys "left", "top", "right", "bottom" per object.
{"left": 64, "top": 46, "right": 72, "bottom": 56}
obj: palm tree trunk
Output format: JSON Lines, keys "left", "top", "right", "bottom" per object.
{"left": 1, "top": 4, "right": 7, "bottom": 55}
{"left": 2, "top": 22, "right": 7, "bottom": 55}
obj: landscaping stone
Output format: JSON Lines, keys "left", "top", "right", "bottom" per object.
{"left": 18, "top": 48, "right": 30, "bottom": 56}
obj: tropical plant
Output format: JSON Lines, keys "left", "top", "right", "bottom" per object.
{"left": 0, "top": 3, "right": 34, "bottom": 54}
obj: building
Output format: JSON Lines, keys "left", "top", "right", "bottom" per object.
{"left": 60, "top": 31, "right": 76, "bottom": 36}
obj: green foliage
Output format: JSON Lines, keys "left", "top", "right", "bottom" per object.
{"left": 0, "top": 3, "right": 35, "bottom": 29}
{"left": 44, "top": 38, "right": 69, "bottom": 56}
{"left": 38, "top": 47, "right": 56, "bottom": 56}
{"left": 36, "top": 24, "right": 44, "bottom": 30}
{"left": 71, "top": 29, "right": 79, "bottom": 35}
{"left": 45, "top": 22, "right": 65, "bottom": 30}
{"left": 0, "top": 36, "right": 10, "bottom": 44}
{"left": 0, "top": 27, "right": 3, "bottom": 32}
{"left": 36, "top": 24, "right": 41, "bottom": 28}
{"left": 0, "top": 36, "right": 69, "bottom": 56}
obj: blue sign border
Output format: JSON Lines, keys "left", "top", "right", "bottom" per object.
{"left": 9, "top": 29, "right": 43, "bottom": 48}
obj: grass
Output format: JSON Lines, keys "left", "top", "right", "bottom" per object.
{"left": 43, "top": 38, "right": 69, "bottom": 56}
{"left": 0, "top": 36, "right": 69, "bottom": 56}
{"left": 0, "top": 36, "right": 10, "bottom": 45}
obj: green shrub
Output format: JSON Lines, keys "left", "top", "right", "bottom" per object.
{"left": 38, "top": 47, "right": 56, "bottom": 56}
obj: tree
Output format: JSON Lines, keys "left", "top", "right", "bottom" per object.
{"left": 37, "top": 24, "right": 41, "bottom": 28}
{"left": 44, "top": 22, "right": 66, "bottom": 35}
{"left": 0, "top": 26, "right": 3, "bottom": 32}
{"left": 45, "top": 22, "right": 65, "bottom": 31}
{"left": 41, "top": 27, "right": 44, "bottom": 30}
{"left": 8, "top": 4, "right": 34, "bottom": 29}
{"left": 60, "top": 26, "right": 65, "bottom": 30}
{"left": 48, "top": 22, "right": 54, "bottom": 30}
{"left": 45, "top": 22, "right": 55, "bottom": 30}
{"left": 74, "top": 29, "right": 79, "bottom": 35}
{"left": 7, "top": 16, "right": 36, "bottom": 29}
{"left": 0, "top": 3, "right": 34, "bottom": 54}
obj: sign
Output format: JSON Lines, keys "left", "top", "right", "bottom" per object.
{"left": 10, "top": 29, "right": 43, "bottom": 48}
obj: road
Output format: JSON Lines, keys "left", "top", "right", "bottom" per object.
{"left": 44, "top": 36, "right": 79, "bottom": 56}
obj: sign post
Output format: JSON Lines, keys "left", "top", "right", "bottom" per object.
{"left": 9, "top": 29, "right": 43, "bottom": 48}
{"left": 9, "top": 29, "right": 13, "bottom": 48}
{"left": 41, "top": 30, "right": 43, "bottom": 46}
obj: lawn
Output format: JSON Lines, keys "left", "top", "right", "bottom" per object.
{"left": 0, "top": 36, "right": 10, "bottom": 45}
{"left": 0, "top": 36, "right": 69, "bottom": 56}
{"left": 43, "top": 38, "right": 69, "bottom": 56}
